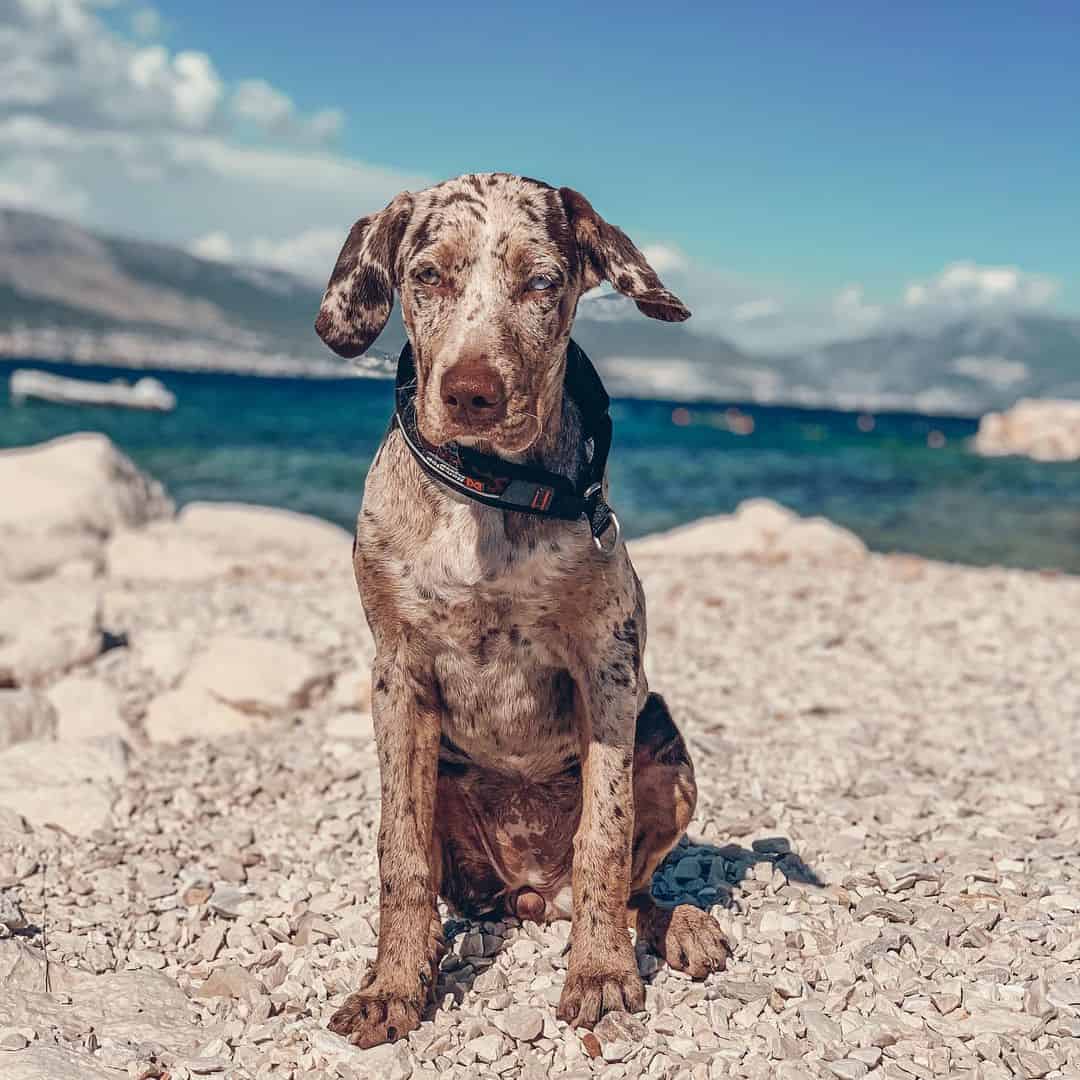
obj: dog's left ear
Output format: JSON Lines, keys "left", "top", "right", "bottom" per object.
{"left": 315, "top": 192, "right": 414, "bottom": 358}
{"left": 559, "top": 187, "right": 690, "bottom": 322}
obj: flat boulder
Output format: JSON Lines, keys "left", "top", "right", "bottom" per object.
{"left": 631, "top": 499, "right": 867, "bottom": 563}
{"left": 0, "top": 940, "right": 208, "bottom": 1066}
{"left": 182, "top": 634, "right": 330, "bottom": 715}
{"left": 0, "top": 433, "right": 172, "bottom": 581}
{"left": 107, "top": 502, "right": 352, "bottom": 583}
{"left": 178, "top": 501, "right": 351, "bottom": 556}
{"left": 105, "top": 522, "right": 231, "bottom": 583}
{"left": 143, "top": 684, "right": 257, "bottom": 744}
{"left": 0, "top": 736, "right": 127, "bottom": 835}
{"left": 0, "top": 580, "right": 102, "bottom": 686}
{"left": 0, "top": 1046, "right": 115, "bottom": 1080}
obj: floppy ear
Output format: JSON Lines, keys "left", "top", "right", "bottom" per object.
{"left": 559, "top": 187, "right": 690, "bottom": 322}
{"left": 314, "top": 192, "right": 414, "bottom": 358}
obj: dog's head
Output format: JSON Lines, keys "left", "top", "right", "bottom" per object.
{"left": 316, "top": 173, "right": 689, "bottom": 454}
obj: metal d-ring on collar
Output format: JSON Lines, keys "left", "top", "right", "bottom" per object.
{"left": 583, "top": 482, "right": 620, "bottom": 556}
{"left": 393, "top": 339, "right": 621, "bottom": 556}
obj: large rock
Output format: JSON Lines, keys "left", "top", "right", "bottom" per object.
{"left": 143, "top": 684, "right": 257, "bottom": 744}
{"left": 0, "top": 433, "right": 172, "bottom": 581}
{"left": 0, "top": 940, "right": 208, "bottom": 1064}
{"left": 0, "top": 581, "right": 103, "bottom": 686}
{"left": 0, "top": 690, "right": 57, "bottom": 750}
{"left": 107, "top": 501, "right": 352, "bottom": 582}
{"left": 0, "top": 1046, "right": 115, "bottom": 1080}
{"left": 142, "top": 635, "right": 330, "bottom": 742}
{"left": 178, "top": 501, "right": 351, "bottom": 555}
{"left": 974, "top": 398, "right": 1080, "bottom": 461}
{"left": 45, "top": 675, "right": 126, "bottom": 741}
{"left": 631, "top": 499, "right": 867, "bottom": 563}
{"left": 182, "top": 634, "right": 329, "bottom": 715}
{"left": 0, "top": 737, "right": 127, "bottom": 835}
{"left": 105, "top": 523, "right": 232, "bottom": 583}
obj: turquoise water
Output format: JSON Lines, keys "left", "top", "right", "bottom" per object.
{"left": 2, "top": 360, "right": 1079, "bottom": 572}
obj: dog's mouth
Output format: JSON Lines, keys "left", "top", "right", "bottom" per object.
{"left": 420, "top": 409, "right": 542, "bottom": 458}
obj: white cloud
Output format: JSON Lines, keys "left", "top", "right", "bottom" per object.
{"left": 248, "top": 228, "right": 344, "bottom": 281}
{"left": 949, "top": 355, "right": 1030, "bottom": 389}
{"left": 0, "top": 155, "right": 90, "bottom": 216}
{"left": 231, "top": 79, "right": 296, "bottom": 132}
{"left": 730, "top": 298, "right": 780, "bottom": 323}
{"left": 903, "top": 261, "right": 1059, "bottom": 312}
{"left": 625, "top": 240, "right": 1065, "bottom": 352}
{"left": 190, "top": 226, "right": 344, "bottom": 283}
{"left": 640, "top": 243, "right": 688, "bottom": 275}
{"left": 0, "top": 0, "right": 425, "bottom": 280}
{"left": 188, "top": 229, "right": 234, "bottom": 261}
{"left": 308, "top": 108, "right": 344, "bottom": 142}
{"left": 0, "top": 0, "right": 341, "bottom": 140}
{"left": 832, "top": 284, "right": 883, "bottom": 334}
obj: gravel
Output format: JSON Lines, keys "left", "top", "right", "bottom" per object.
{"left": 0, "top": 505, "right": 1078, "bottom": 1078}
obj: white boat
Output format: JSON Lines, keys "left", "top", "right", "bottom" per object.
{"left": 9, "top": 370, "right": 177, "bottom": 412}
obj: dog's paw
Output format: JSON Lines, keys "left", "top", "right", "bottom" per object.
{"left": 557, "top": 963, "right": 645, "bottom": 1029}
{"left": 327, "top": 990, "right": 422, "bottom": 1048}
{"left": 648, "top": 903, "right": 730, "bottom": 979}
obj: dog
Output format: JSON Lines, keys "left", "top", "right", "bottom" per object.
{"left": 314, "top": 173, "right": 729, "bottom": 1048}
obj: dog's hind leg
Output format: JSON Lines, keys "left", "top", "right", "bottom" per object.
{"left": 626, "top": 693, "right": 729, "bottom": 978}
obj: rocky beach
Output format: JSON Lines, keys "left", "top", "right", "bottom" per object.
{"left": 0, "top": 433, "right": 1077, "bottom": 1080}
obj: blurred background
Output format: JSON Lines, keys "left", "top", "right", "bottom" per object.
{"left": 2, "top": 0, "right": 1078, "bottom": 569}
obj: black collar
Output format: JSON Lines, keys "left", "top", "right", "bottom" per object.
{"left": 393, "top": 339, "right": 619, "bottom": 550}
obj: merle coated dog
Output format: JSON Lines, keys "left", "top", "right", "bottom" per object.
{"left": 315, "top": 173, "right": 728, "bottom": 1047}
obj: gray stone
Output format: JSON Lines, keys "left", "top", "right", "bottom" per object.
{"left": 854, "top": 895, "right": 916, "bottom": 924}
{"left": 595, "top": 1010, "right": 647, "bottom": 1045}
{"left": 464, "top": 1033, "right": 503, "bottom": 1064}
{"left": 497, "top": 1006, "right": 544, "bottom": 1042}
{"left": 673, "top": 856, "right": 702, "bottom": 882}
{"left": 827, "top": 1062, "right": 869, "bottom": 1080}
{"left": 0, "top": 690, "right": 58, "bottom": 750}
{"left": 358, "top": 1040, "right": 414, "bottom": 1080}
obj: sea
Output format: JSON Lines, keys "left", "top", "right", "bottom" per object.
{"left": 2, "top": 359, "right": 1078, "bottom": 574}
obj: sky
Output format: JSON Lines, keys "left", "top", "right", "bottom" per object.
{"left": 1, "top": 0, "right": 1077, "bottom": 350}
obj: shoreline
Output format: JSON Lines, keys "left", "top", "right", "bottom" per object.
{"left": 0, "top": 352, "right": 1004, "bottom": 422}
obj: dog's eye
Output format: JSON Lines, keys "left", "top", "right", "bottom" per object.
{"left": 526, "top": 274, "right": 558, "bottom": 292}
{"left": 416, "top": 267, "right": 441, "bottom": 285}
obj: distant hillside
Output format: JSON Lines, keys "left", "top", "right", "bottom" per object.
{"left": 0, "top": 208, "right": 353, "bottom": 376}
{"left": 770, "top": 315, "right": 1080, "bottom": 415}
{"left": 2, "top": 207, "right": 1077, "bottom": 413}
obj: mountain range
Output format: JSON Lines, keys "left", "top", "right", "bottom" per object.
{"left": 2, "top": 208, "right": 1077, "bottom": 415}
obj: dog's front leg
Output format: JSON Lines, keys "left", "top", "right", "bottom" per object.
{"left": 328, "top": 647, "right": 444, "bottom": 1048}
{"left": 558, "top": 655, "right": 645, "bottom": 1028}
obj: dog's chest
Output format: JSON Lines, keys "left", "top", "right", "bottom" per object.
{"left": 401, "top": 502, "right": 587, "bottom": 773}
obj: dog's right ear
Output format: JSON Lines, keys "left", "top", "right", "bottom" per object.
{"left": 315, "top": 192, "right": 414, "bottom": 358}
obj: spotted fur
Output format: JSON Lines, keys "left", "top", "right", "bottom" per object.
{"left": 319, "top": 174, "right": 726, "bottom": 1048}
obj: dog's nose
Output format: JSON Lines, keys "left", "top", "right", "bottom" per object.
{"left": 440, "top": 361, "right": 507, "bottom": 426}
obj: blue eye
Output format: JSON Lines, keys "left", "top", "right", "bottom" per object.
{"left": 416, "top": 267, "right": 441, "bottom": 285}
{"left": 526, "top": 274, "right": 557, "bottom": 292}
